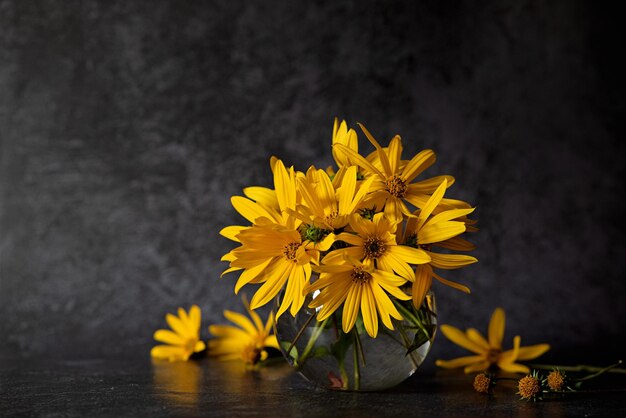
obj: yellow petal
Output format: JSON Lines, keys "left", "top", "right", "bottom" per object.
{"left": 488, "top": 308, "right": 505, "bottom": 350}
{"left": 464, "top": 361, "right": 490, "bottom": 374}
{"left": 189, "top": 305, "right": 201, "bottom": 332}
{"left": 431, "top": 270, "right": 471, "bottom": 294}
{"left": 273, "top": 159, "right": 296, "bottom": 212}
{"left": 251, "top": 261, "right": 291, "bottom": 313}
{"left": 427, "top": 207, "right": 475, "bottom": 225}
{"left": 401, "top": 149, "right": 436, "bottom": 183}
{"left": 498, "top": 362, "right": 529, "bottom": 374}
{"left": 357, "top": 123, "right": 393, "bottom": 177}
{"left": 220, "top": 225, "right": 247, "bottom": 242}
{"left": 264, "top": 335, "right": 279, "bottom": 349}
{"left": 333, "top": 143, "right": 384, "bottom": 178}
{"left": 386, "top": 135, "right": 403, "bottom": 174}
{"left": 416, "top": 179, "right": 447, "bottom": 232}
{"left": 154, "top": 329, "right": 184, "bottom": 345}
{"left": 223, "top": 310, "right": 257, "bottom": 336}
{"left": 516, "top": 344, "right": 550, "bottom": 361}
{"left": 411, "top": 265, "right": 432, "bottom": 308}
{"left": 231, "top": 196, "right": 275, "bottom": 224}
{"left": 342, "top": 284, "right": 362, "bottom": 333}
{"left": 389, "top": 245, "right": 431, "bottom": 264}
{"left": 379, "top": 252, "right": 415, "bottom": 281}
{"left": 439, "top": 324, "right": 486, "bottom": 354}
{"left": 433, "top": 236, "right": 476, "bottom": 251}
{"left": 429, "top": 253, "right": 478, "bottom": 270}
{"left": 166, "top": 313, "right": 190, "bottom": 338}
{"left": 194, "top": 341, "right": 206, "bottom": 353}
{"left": 150, "top": 345, "right": 187, "bottom": 362}
{"left": 243, "top": 186, "right": 279, "bottom": 209}
{"left": 435, "top": 355, "right": 484, "bottom": 369}
{"left": 418, "top": 222, "right": 466, "bottom": 244}
{"left": 370, "top": 280, "right": 401, "bottom": 329}
{"left": 361, "top": 284, "right": 379, "bottom": 338}
{"left": 465, "top": 328, "right": 490, "bottom": 351}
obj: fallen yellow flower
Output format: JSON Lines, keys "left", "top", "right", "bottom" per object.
{"left": 436, "top": 307, "right": 550, "bottom": 373}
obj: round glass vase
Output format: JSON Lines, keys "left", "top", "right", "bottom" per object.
{"left": 273, "top": 289, "right": 437, "bottom": 391}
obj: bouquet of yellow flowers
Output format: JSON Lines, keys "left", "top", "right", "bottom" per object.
{"left": 220, "top": 119, "right": 477, "bottom": 390}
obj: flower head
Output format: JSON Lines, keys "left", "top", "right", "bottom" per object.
{"left": 334, "top": 123, "right": 468, "bottom": 223}
{"left": 295, "top": 165, "right": 374, "bottom": 231}
{"left": 546, "top": 369, "right": 567, "bottom": 391}
{"left": 518, "top": 370, "right": 543, "bottom": 401}
{"left": 436, "top": 307, "right": 550, "bottom": 374}
{"left": 151, "top": 305, "right": 206, "bottom": 362}
{"left": 305, "top": 257, "right": 411, "bottom": 338}
{"left": 326, "top": 212, "right": 430, "bottom": 281}
{"left": 473, "top": 372, "right": 495, "bottom": 394}
{"left": 208, "top": 297, "right": 279, "bottom": 366}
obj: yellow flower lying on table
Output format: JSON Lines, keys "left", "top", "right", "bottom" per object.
{"left": 436, "top": 307, "right": 550, "bottom": 373}
{"left": 208, "top": 297, "right": 279, "bottom": 365}
{"left": 151, "top": 305, "right": 206, "bottom": 362}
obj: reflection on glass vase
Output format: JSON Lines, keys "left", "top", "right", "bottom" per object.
{"left": 273, "top": 287, "right": 437, "bottom": 391}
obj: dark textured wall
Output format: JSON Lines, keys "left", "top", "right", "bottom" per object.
{"left": 1, "top": 1, "right": 624, "bottom": 363}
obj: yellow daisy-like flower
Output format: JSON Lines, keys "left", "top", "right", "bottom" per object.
{"left": 295, "top": 165, "right": 374, "bottom": 231}
{"left": 334, "top": 123, "right": 466, "bottom": 222}
{"left": 306, "top": 258, "right": 411, "bottom": 338}
{"left": 325, "top": 212, "right": 430, "bottom": 281}
{"left": 151, "top": 305, "right": 206, "bottom": 362}
{"left": 436, "top": 307, "right": 550, "bottom": 374}
{"left": 402, "top": 179, "right": 477, "bottom": 307}
{"left": 208, "top": 298, "right": 279, "bottom": 365}
{"left": 222, "top": 221, "right": 335, "bottom": 318}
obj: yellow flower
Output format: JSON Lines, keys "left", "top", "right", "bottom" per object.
{"left": 305, "top": 258, "right": 411, "bottom": 338}
{"left": 436, "top": 307, "right": 550, "bottom": 373}
{"left": 208, "top": 297, "right": 279, "bottom": 365}
{"left": 222, "top": 221, "right": 335, "bottom": 318}
{"left": 334, "top": 123, "right": 467, "bottom": 222}
{"left": 295, "top": 165, "right": 374, "bottom": 231}
{"left": 151, "top": 305, "right": 206, "bottom": 362}
{"left": 402, "top": 179, "right": 477, "bottom": 307}
{"left": 326, "top": 212, "right": 431, "bottom": 281}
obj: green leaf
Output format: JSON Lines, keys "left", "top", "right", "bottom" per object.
{"left": 312, "top": 345, "right": 330, "bottom": 359}
{"left": 406, "top": 324, "right": 436, "bottom": 355}
{"left": 280, "top": 340, "right": 298, "bottom": 361}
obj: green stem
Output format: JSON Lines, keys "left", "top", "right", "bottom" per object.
{"left": 285, "top": 313, "right": 316, "bottom": 359}
{"left": 352, "top": 331, "right": 361, "bottom": 391}
{"left": 338, "top": 359, "right": 349, "bottom": 390}
{"left": 575, "top": 360, "right": 624, "bottom": 382}
{"left": 528, "top": 361, "right": 626, "bottom": 375}
{"left": 396, "top": 322, "right": 419, "bottom": 368}
{"left": 295, "top": 317, "right": 330, "bottom": 369}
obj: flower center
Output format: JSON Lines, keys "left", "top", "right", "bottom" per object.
{"left": 363, "top": 236, "right": 386, "bottom": 259}
{"left": 184, "top": 338, "right": 197, "bottom": 353}
{"left": 282, "top": 242, "right": 301, "bottom": 262}
{"left": 385, "top": 175, "right": 408, "bottom": 198}
{"left": 486, "top": 348, "right": 501, "bottom": 363}
{"left": 473, "top": 374, "right": 492, "bottom": 394}
{"left": 518, "top": 375, "right": 541, "bottom": 400}
{"left": 546, "top": 370, "right": 565, "bottom": 391}
{"left": 241, "top": 344, "right": 263, "bottom": 365}
{"left": 351, "top": 267, "right": 372, "bottom": 284}
{"left": 324, "top": 211, "right": 338, "bottom": 225}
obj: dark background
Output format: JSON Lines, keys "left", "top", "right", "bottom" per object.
{"left": 1, "top": 0, "right": 624, "bottom": 366}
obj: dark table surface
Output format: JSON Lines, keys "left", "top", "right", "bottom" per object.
{"left": 2, "top": 355, "right": 625, "bottom": 417}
